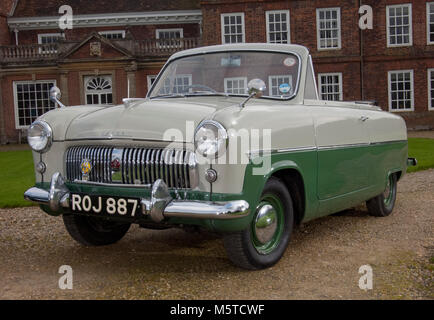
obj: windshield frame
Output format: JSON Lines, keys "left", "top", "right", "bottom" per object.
{"left": 147, "top": 49, "right": 303, "bottom": 101}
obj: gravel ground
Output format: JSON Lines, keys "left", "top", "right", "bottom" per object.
{"left": 0, "top": 170, "right": 433, "bottom": 300}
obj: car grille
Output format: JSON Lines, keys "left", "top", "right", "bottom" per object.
{"left": 65, "top": 146, "right": 197, "bottom": 189}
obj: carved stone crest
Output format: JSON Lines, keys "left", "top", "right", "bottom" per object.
{"left": 90, "top": 42, "right": 101, "bottom": 57}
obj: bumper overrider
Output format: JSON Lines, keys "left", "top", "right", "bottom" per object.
{"left": 24, "top": 173, "right": 250, "bottom": 223}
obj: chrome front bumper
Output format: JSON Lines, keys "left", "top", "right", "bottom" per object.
{"left": 24, "top": 172, "right": 250, "bottom": 223}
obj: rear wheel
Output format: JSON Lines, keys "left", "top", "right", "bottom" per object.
{"left": 63, "top": 214, "right": 130, "bottom": 246}
{"left": 223, "top": 177, "right": 294, "bottom": 270}
{"left": 366, "top": 173, "right": 398, "bottom": 217}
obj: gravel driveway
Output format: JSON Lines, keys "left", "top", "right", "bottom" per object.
{"left": 0, "top": 170, "right": 433, "bottom": 300}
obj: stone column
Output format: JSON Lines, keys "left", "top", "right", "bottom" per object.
{"left": 59, "top": 71, "right": 69, "bottom": 105}
{"left": 126, "top": 62, "right": 137, "bottom": 98}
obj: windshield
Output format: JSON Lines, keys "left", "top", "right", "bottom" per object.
{"left": 148, "top": 51, "right": 301, "bottom": 100}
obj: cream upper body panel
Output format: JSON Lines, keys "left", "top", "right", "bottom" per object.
{"left": 304, "top": 99, "right": 407, "bottom": 146}
{"left": 211, "top": 100, "right": 316, "bottom": 152}
{"left": 38, "top": 105, "right": 106, "bottom": 141}
{"left": 64, "top": 98, "right": 226, "bottom": 142}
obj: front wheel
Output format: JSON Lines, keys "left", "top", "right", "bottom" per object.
{"left": 63, "top": 214, "right": 131, "bottom": 246}
{"left": 366, "top": 173, "right": 398, "bottom": 217}
{"left": 223, "top": 177, "right": 294, "bottom": 270}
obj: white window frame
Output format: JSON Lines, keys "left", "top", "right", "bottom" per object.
{"left": 224, "top": 77, "right": 247, "bottom": 94}
{"left": 37, "top": 33, "right": 64, "bottom": 44}
{"left": 147, "top": 75, "right": 157, "bottom": 92}
{"left": 156, "top": 28, "right": 184, "bottom": 39}
{"left": 268, "top": 75, "right": 293, "bottom": 97}
{"left": 162, "top": 74, "right": 192, "bottom": 95}
{"left": 316, "top": 7, "right": 341, "bottom": 51}
{"left": 84, "top": 75, "right": 113, "bottom": 105}
{"left": 98, "top": 30, "right": 126, "bottom": 39}
{"left": 317, "top": 72, "right": 343, "bottom": 101}
{"left": 427, "top": 2, "right": 434, "bottom": 45}
{"left": 13, "top": 80, "right": 57, "bottom": 129}
{"left": 428, "top": 69, "right": 434, "bottom": 110}
{"left": 386, "top": 3, "right": 413, "bottom": 48}
{"left": 156, "top": 28, "right": 184, "bottom": 49}
{"left": 388, "top": 70, "right": 414, "bottom": 112}
{"left": 266, "top": 10, "right": 291, "bottom": 44}
{"left": 221, "top": 12, "right": 245, "bottom": 44}
{"left": 37, "top": 33, "right": 64, "bottom": 53}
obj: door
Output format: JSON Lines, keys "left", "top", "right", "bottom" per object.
{"left": 313, "top": 106, "right": 371, "bottom": 200}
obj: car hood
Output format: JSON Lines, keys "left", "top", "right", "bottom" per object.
{"left": 65, "top": 97, "right": 239, "bottom": 142}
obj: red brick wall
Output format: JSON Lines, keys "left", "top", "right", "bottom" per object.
{"left": 0, "top": 0, "right": 15, "bottom": 45}
{"left": 201, "top": 0, "right": 361, "bottom": 56}
{"left": 362, "top": 0, "right": 433, "bottom": 55}
{"left": 0, "top": 16, "right": 11, "bottom": 45}
{"left": 314, "top": 60, "right": 362, "bottom": 102}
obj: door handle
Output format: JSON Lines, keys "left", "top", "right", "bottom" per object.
{"left": 360, "top": 116, "right": 369, "bottom": 122}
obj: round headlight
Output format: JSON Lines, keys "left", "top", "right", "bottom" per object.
{"left": 194, "top": 120, "right": 228, "bottom": 158}
{"left": 27, "top": 121, "right": 52, "bottom": 153}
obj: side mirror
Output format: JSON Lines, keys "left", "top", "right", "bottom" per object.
{"left": 247, "top": 79, "right": 266, "bottom": 98}
{"left": 49, "top": 86, "right": 66, "bottom": 108}
{"left": 240, "top": 79, "right": 267, "bottom": 108}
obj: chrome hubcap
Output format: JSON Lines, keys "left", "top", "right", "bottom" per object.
{"left": 254, "top": 204, "right": 278, "bottom": 244}
{"left": 383, "top": 176, "right": 393, "bottom": 205}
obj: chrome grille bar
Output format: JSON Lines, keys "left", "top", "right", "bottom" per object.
{"left": 65, "top": 146, "right": 196, "bottom": 189}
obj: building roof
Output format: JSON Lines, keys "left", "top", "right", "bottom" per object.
{"left": 12, "top": 0, "right": 200, "bottom": 17}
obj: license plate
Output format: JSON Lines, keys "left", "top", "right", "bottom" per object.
{"left": 71, "top": 194, "right": 141, "bottom": 218}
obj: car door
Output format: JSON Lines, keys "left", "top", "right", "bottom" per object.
{"left": 312, "top": 105, "right": 371, "bottom": 200}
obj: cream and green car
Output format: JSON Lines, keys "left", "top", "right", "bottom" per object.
{"left": 24, "top": 44, "right": 413, "bottom": 270}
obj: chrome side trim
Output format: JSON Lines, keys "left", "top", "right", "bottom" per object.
{"left": 248, "top": 146, "right": 316, "bottom": 158}
{"left": 317, "top": 143, "right": 370, "bottom": 151}
{"left": 248, "top": 140, "right": 407, "bottom": 158}
{"left": 277, "top": 146, "right": 317, "bottom": 153}
{"left": 369, "top": 140, "right": 407, "bottom": 146}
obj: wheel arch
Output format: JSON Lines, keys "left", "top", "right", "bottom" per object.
{"left": 266, "top": 164, "right": 306, "bottom": 226}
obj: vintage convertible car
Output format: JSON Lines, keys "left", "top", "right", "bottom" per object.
{"left": 24, "top": 43, "right": 413, "bottom": 270}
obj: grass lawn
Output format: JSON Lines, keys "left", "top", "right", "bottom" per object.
{"left": 407, "top": 138, "right": 434, "bottom": 173}
{"left": 0, "top": 137, "right": 433, "bottom": 208}
{"left": 0, "top": 150, "right": 35, "bottom": 208}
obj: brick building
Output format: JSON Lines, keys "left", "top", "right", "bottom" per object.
{"left": 1, "top": 0, "right": 433, "bottom": 144}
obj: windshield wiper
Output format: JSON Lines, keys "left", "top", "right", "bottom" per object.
{"left": 150, "top": 94, "right": 186, "bottom": 99}
{"left": 151, "top": 92, "right": 230, "bottom": 99}
{"left": 184, "top": 91, "right": 229, "bottom": 97}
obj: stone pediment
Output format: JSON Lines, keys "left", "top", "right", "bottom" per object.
{"left": 60, "top": 32, "right": 133, "bottom": 61}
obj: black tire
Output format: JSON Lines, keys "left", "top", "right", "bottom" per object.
{"left": 62, "top": 214, "right": 130, "bottom": 246}
{"left": 366, "top": 173, "right": 398, "bottom": 217}
{"left": 223, "top": 177, "right": 294, "bottom": 270}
